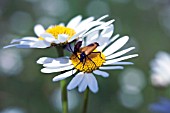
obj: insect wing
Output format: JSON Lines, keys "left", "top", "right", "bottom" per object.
{"left": 74, "top": 41, "right": 82, "bottom": 54}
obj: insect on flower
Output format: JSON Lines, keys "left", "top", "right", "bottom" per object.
{"left": 68, "top": 41, "right": 103, "bottom": 72}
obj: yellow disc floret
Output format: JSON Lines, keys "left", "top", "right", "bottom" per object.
{"left": 70, "top": 50, "right": 106, "bottom": 73}
{"left": 38, "top": 25, "right": 76, "bottom": 44}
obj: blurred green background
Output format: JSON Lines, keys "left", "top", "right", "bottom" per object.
{"left": 1, "top": 0, "right": 170, "bottom": 113}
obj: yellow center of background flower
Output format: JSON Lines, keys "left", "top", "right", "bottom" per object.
{"left": 38, "top": 26, "right": 76, "bottom": 43}
{"left": 70, "top": 50, "right": 106, "bottom": 73}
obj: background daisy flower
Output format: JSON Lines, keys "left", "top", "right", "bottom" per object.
{"left": 150, "top": 51, "right": 170, "bottom": 87}
{"left": 4, "top": 15, "right": 114, "bottom": 49}
{"left": 37, "top": 24, "right": 138, "bottom": 93}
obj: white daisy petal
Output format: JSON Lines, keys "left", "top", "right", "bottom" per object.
{"left": 3, "top": 44, "right": 19, "bottom": 49}
{"left": 78, "top": 75, "right": 88, "bottom": 92}
{"left": 83, "top": 20, "right": 115, "bottom": 37}
{"left": 41, "top": 65, "right": 74, "bottom": 73}
{"left": 43, "top": 61, "right": 72, "bottom": 68}
{"left": 87, "top": 73, "right": 98, "bottom": 93}
{"left": 3, "top": 44, "right": 31, "bottom": 49}
{"left": 20, "top": 41, "right": 34, "bottom": 45}
{"left": 59, "top": 23, "right": 65, "bottom": 26}
{"left": 104, "top": 54, "right": 138, "bottom": 65}
{"left": 67, "top": 72, "right": 84, "bottom": 90}
{"left": 37, "top": 57, "right": 55, "bottom": 64}
{"left": 34, "top": 24, "right": 45, "bottom": 37}
{"left": 103, "top": 36, "right": 129, "bottom": 56}
{"left": 111, "top": 62, "right": 134, "bottom": 65}
{"left": 11, "top": 37, "right": 37, "bottom": 43}
{"left": 99, "top": 66, "right": 124, "bottom": 70}
{"left": 31, "top": 40, "right": 51, "bottom": 48}
{"left": 108, "top": 34, "right": 120, "bottom": 44}
{"left": 68, "top": 30, "right": 86, "bottom": 43}
{"left": 106, "top": 47, "right": 135, "bottom": 60}
{"left": 37, "top": 56, "right": 70, "bottom": 65}
{"left": 96, "top": 15, "right": 109, "bottom": 21}
{"left": 93, "top": 70, "right": 109, "bottom": 77}
{"left": 22, "top": 37, "right": 39, "bottom": 41}
{"left": 100, "top": 24, "right": 114, "bottom": 38}
{"left": 40, "top": 33, "right": 56, "bottom": 42}
{"left": 86, "top": 30, "right": 99, "bottom": 45}
{"left": 97, "top": 34, "right": 120, "bottom": 51}
{"left": 48, "top": 25, "right": 55, "bottom": 28}
{"left": 52, "top": 69, "right": 77, "bottom": 82}
{"left": 67, "top": 15, "right": 82, "bottom": 29}
{"left": 98, "top": 34, "right": 119, "bottom": 51}
{"left": 58, "top": 34, "right": 69, "bottom": 43}
{"left": 75, "top": 16, "right": 94, "bottom": 32}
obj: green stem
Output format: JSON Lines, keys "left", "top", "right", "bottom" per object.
{"left": 60, "top": 79, "right": 68, "bottom": 113}
{"left": 55, "top": 46, "right": 68, "bottom": 113}
{"left": 82, "top": 88, "right": 89, "bottom": 113}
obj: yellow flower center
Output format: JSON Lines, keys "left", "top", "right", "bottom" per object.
{"left": 70, "top": 50, "right": 106, "bottom": 73}
{"left": 38, "top": 25, "right": 76, "bottom": 44}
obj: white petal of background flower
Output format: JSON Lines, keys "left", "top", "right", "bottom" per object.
{"left": 53, "top": 69, "right": 77, "bottom": 82}
{"left": 156, "top": 52, "right": 170, "bottom": 63}
{"left": 3, "top": 44, "right": 20, "bottom": 49}
{"left": 58, "top": 34, "right": 69, "bottom": 43}
{"left": 68, "top": 30, "right": 86, "bottom": 42}
{"left": 30, "top": 40, "right": 50, "bottom": 48}
{"left": 151, "top": 74, "right": 170, "bottom": 87}
{"left": 66, "top": 15, "right": 82, "bottom": 29}
{"left": 67, "top": 72, "right": 84, "bottom": 90}
{"left": 40, "top": 33, "right": 56, "bottom": 42}
{"left": 152, "top": 61, "right": 170, "bottom": 75}
{"left": 83, "top": 19, "right": 115, "bottom": 37}
{"left": 10, "top": 37, "right": 38, "bottom": 43}
{"left": 59, "top": 23, "right": 65, "bottom": 26}
{"left": 34, "top": 24, "right": 45, "bottom": 37}
{"left": 103, "top": 36, "right": 129, "bottom": 56}
{"left": 150, "top": 52, "right": 170, "bottom": 87}
{"left": 93, "top": 70, "right": 109, "bottom": 77}
{"left": 75, "top": 16, "right": 94, "bottom": 32}
{"left": 88, "top": 24, "right": 113, "bottom": 48}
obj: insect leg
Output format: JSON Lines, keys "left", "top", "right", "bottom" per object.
{"left": 86, "top": 56, "right": 97, "bottom": 72}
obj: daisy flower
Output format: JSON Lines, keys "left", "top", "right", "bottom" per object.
{"left": 4, "top": 15, "right": 113, "bottom": 49}
{"left": 150, "top": 51, "right": 170, "bottom": 87}
{"left": 37, "top": 24, "right": 138, "bottom": 93}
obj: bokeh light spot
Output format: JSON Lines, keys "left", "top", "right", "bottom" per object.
{"left": 9, "top": 11, "right": 33, "bottom": 34}
{"left": 0, "top": 49, "right": 23, "bottom": 76}
{"left": 86, "top": 0, "right": 110, "bottom": 18}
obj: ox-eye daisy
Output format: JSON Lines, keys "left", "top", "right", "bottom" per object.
{"left": 37, "top": 25, "right": 138, "bottom": 93}
{"left": 150, "top": 51, "right": 170, "bottom": 87}
{"left": 4, "top": 15, "right": 113, "bottom": 49}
